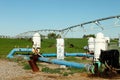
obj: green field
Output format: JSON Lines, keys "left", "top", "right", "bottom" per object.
{"left": 0, "top": 38, "right": 89, "bottom": 75}
{"left": 0, "top": 38, "right": 88, "bottom": 58}
{"left": 0, "top": 38, "right": 32, "bottom": 57}
{"left": 1, "top": 38, "right": 119, "bottom": 75}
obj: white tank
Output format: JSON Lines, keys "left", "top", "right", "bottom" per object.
{"left": 32, "top": 33, "right": 41, "bottom": 53}
{"left": 96, "top": 32, "right": 104, "bottom": 39}
{"left": 118, "top": 34, "right": 120, "bottom": 47}
{"left": 94, "top": 32, "right": 106, "bottom": 61}
{"left": 119, "top": 39, "right": 120, "bottom": 47}
{"left": 104, "top": 37, "right": 110, "bottom": 49}
{"left": 105, "top": 37, "right": 110, "bottom": 43}
{"left": 88, "top": 37, "right": 94, "bottom": 53}
{"left": 56, "top": 38, "right": 64, "bottom": 60}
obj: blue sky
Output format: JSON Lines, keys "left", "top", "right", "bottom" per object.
{"left": 0, "top": 0, "right": 120, "bottom": 37}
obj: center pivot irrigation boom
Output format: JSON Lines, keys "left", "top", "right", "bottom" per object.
{"left": 16, "top": 15, "right": 120, "bottom": 38}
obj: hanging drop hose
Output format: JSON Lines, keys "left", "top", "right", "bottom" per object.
{"left": 105, "top": 61, "right": 120, "bottom": 73}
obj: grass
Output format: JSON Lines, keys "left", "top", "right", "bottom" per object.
{"left": 0, "top": 37, "right": 118, "bottom": 56}
{"left": 67, "top": 67, "right": 87, "bottom": 73}
{"left": 65, "top": 38, "right": 87, "bottom": 53}
{"left": 0, "top": 38, "right": 88, "bottom": 58}
{"left": 23, "top": 63, "right": 32, "bottom": 70}
{"left": 41, "top": 38, "right": 88, "bottom": 53}
{"left": 0, "top": 38, "right": 32, "bottom": 58}
{"left": 0, "top": 38, "right": 89, "bottom": 74}
{"left": 1, "top": 37, "right": 120, "bottom": 76}
{"left": 41, "top": 67, "right": 86, "bottom": 76}
{"left": 42, "top": 67, "right": 61, "bottom": 73}
{"left": 65, "top": 56, "right": 92, "bottom": 64}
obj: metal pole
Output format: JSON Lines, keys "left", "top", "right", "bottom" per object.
{"left": 118, "top": 34, "right": 120, "bottom": 67}
{"left": 28, "top": 55, "right": 39, "bottom": 72}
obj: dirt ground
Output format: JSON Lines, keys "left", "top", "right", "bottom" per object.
{"left": 0, "top": 59, "right": 120, "bottom": 80}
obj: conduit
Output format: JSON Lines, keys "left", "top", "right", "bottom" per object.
{"left": 42, "top": 53, "right": 93, "bottom": 57}
{"left": 38, "top": 57, "right": 85, "bottom": 68}
{"left": 65, "top": 53, "right": 93, "bottom": 57}
{"left": 7, "top": 49, "right": 94, "bottom": 72}
{"left": 42, "top": 53, "right": 57, "bottom": 57}
{"left": 7, "top": 48, "right": 93, "bottom": 58}
{"left": 7, "top": 48, "right": 32, "bottom": 58}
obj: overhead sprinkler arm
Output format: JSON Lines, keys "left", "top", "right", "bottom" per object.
{"left": 16, "top": 15, "right": 120, "bottom": 38}
{"left": 81, "top": 25, "right": 87, "bottom": 32}
{"left": 94, "top": 21, "right": 104, "bottom": 30}
{"left": 114, "top": 17, "right": 120, "bottom": 26}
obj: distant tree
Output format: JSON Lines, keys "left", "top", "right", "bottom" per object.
{"left": 48, "top": 33, "right": 61, "bottom": 39}
{"left": 48, "top": 33, "right": 56, "bottom": 39}
{"left": 56, "top": 34, "right": 61, "bottom": 38}
{"left": 83, "top": 34, "right": 95, "bottom": 38}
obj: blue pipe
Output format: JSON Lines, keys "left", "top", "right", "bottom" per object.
{"left": 38, "top": 57, "right": 94, "bottom": 73}
{"left": 13, "top": 55, "right": 91, "bottom": 69}
{"left": 42, "top": 53, "right": 57, "bottom": 57}
{"left": 42, "top": 53, "right": 93, "bottom": 57}
{"left": 7, "top": 49, "right": 94, "bottom": 72}
{"left": 7, "top": 53, "right": 86, "bottom": 69}
{"left": 7, "top": 48, "right": 93, "bottom": 58}
{"left": 13, "top": 54, "right": 93, "bottom": 69}
{"left": 7, "top": 48, "right": 32, "bottom": 58}
{"left": 7, "top": 48, "right": 95, "bottom": 74}
{"left": 65, "top": 53, "right": 93, "bottom": 57}
{"left": 38, "top": 57, "right": 85, "bottom": 68}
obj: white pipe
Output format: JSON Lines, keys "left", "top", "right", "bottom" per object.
{"left": 32, "top": 33, "right": 41, "bottom": 54}
{"left": 56, "top": 38, "right": 64, "bottom": 59}
{"left": 94, "top": 32, "right": 106, "bottom": 61}
{"left": 88, "top": 37, "right": 95, "bottom": 53}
